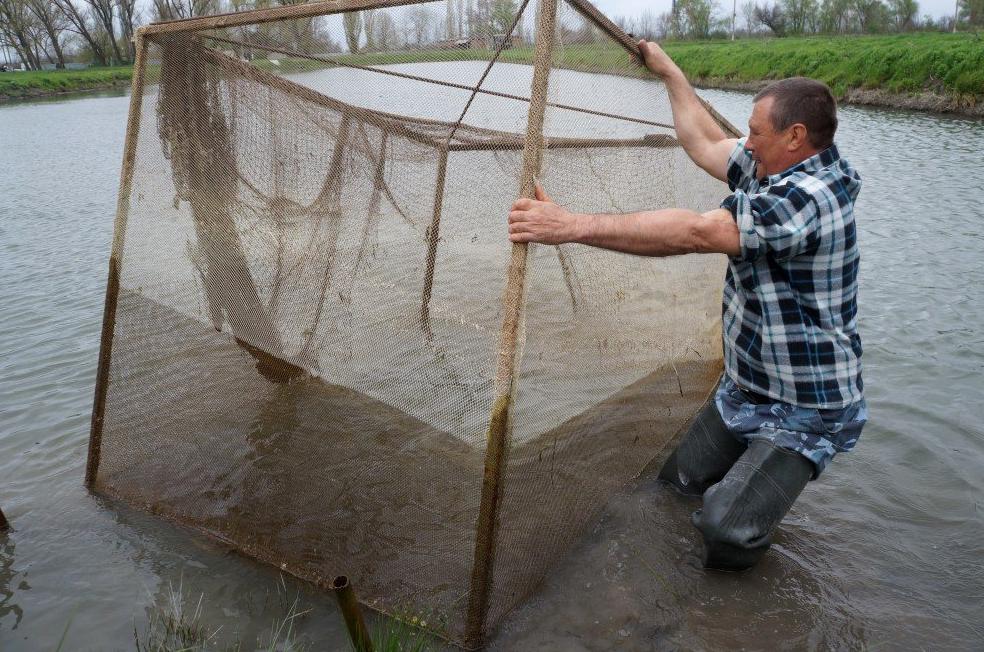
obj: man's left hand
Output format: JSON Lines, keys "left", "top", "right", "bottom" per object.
{"left": 508, "top": 184, "right": 583, "bottom": 245}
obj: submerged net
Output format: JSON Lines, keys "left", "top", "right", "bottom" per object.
{"left": 88, "top": 0, "right": 735, "bottom": 645}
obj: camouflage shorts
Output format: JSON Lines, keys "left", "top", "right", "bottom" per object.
{"left": 714, "top": 375, "right": 867, "bottom": 477}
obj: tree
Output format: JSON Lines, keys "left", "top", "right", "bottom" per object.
{"left": 444, "top": 0, "right": 453, "bottom": 38}
{"left": 678, "top": 0, "right": 715, "bottom": 37}
{"left": 754, "top": 1, "right": 787, "bottom": 34}
{"left": 342, "top": 10, "right": 361, "bottom": 52}
{"left": 405, "top": 5, "right": 434, "bottom": 46}
{"left": 887, "top": 0, "right": 918, "bottom": 29}
{"left": 271, "top": 0, "right": 321, "bottom": 55}
{"left": 362, "top": 8, "right": 377, "bottom": 49}
{"left": 371, "top": 11, "right": 399, "bottom": 50}
{"left": 83, "top": 0, "right": 124, "bottom": 63}
{"left": 782, "top": 0, "right": 818, "bottom": 33}
{"left": 115, "top": 0, "right": 136, "bottom": 60}
{"left": 818, "top": 0, "right": 852, "bottom": 32}
{"left": 854, "top": 0, "right": 889, "bottom": 32}
{"left": 959, "top": 0, "right": 984, "bottom": 26}
{"left": 489, "top": 0, "right": 516, "bottom": 34}
{"left": 52, "top": 0, "right": 106, "bottom": 64}
{"left": 740, "top": 1, "right": 759, "bottom": 32}
{"left": 636, "top": 9, "right": 660, "bottom": 39}
{"left": 0, "top": 0, "right": 42, "bottom": 69}
{"left": 26, "top": 0, "right": 67, "bottom": 67}
{"left": 151, "top": 0, "right": 218, "bottom": 21}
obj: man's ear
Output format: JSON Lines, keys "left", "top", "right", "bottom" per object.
{"left": 787, "top": 123, "right": 809, "bottom": 151}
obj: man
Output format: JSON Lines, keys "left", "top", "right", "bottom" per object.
{"left": 507, "top": 41, "right": 867, "bottom": 571}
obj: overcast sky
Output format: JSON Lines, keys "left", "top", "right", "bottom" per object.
{"left": 591, "top": 0, "right": 959, "bottom": 21}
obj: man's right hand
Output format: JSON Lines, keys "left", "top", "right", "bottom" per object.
{"left": 637, "top": 39, "right": 681, "bottom": 81}
{"left": 636, "top": 39, "right": 735, "bottom": 184}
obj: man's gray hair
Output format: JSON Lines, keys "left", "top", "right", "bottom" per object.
{"left": 754, "top": 77, "right": 838, "bottom": 150}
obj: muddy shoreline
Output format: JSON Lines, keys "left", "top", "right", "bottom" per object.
{"left": 0, "top": 79, "right": 131, "bottom": 103}
{"left": 691, "top": 77, "right": 984, "bottom": 117}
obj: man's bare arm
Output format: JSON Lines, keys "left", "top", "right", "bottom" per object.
{"left": 638, "top": 40, "right": 738, "bottom": 183}
{"left": 508, "top": 186, "right": 739, "bottom": 258}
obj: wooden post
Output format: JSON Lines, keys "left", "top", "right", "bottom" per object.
{"left": 86, "top": 31, "right": 149, "bottom": 488}
{"left": 464, "top": 0, "right": 558, "bottom": 644}
{"left": 565, "top": 0, "right": 742, "bottom": 137}
{"left": 420, "top": 146, "right": 449, "bottom": 332}
{"left": 331, "top": 576, "right": 374, "bottom": 652}
{"left": 143, "top": 0, "right": 424, "bottom": 35}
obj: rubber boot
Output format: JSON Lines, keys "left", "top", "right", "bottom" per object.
{"left": 692, "top": 439, "right": 813, "bottom": 571}
{"left": 658, "top": 401, "right": 747, "bottom": 497}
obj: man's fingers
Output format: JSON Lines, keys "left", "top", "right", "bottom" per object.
{"left": 534, "top": 183, "right": 552, "bottom": 203}
{"left": 512, "top": 197, "right": 533, "bottom": 210}
{"left": 508, "top": 209, "right": 529, "bottom": 223}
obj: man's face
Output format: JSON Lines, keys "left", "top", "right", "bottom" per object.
{"left": 745, "top": 97, "right": 788, "bottom": 178}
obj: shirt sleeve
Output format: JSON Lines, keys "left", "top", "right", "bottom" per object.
{"left": 726, "top": 137, "right": 757, "bottom": 193}
{"left": 720, "top": 180, "right": 821, "bottom": 263}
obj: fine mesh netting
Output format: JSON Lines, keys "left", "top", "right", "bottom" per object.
{"left": 87, "top": 0, "right": 736, "bottom": 645}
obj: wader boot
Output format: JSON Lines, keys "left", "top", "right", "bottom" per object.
{"left": 692, "top": 439, "right": 814, "bottom": 571}
{"left": 658, "top": 401, "right": 748, "bottom": 497}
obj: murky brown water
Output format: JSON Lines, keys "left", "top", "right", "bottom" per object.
{"left": 1, "top": 70, "right": 983, "bottom": 650}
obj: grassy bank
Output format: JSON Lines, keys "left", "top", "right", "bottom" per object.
{"left": 269, "top": 32, "right": 984, "bottom": 115}
{"left": 661, "top": 32, "right": 984, "bottom": 113}
{"left": 0, "top": 65, "right": 133, "bottom": 101}
{"left": 4, "top": 32, "right": 982, "bottom": 114}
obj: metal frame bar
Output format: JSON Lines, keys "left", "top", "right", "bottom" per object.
{"left": 85, "top": 32, "right": 149, "bottom": 488}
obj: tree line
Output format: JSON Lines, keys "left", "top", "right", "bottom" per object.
{"left": 616, "top": 0, "right": 982, "bottom": 41}
{"left": 0, "top": 0, "right": 527, "bottom": 69}
{"left": 2, "top": 0, "right": 981, "bottom": 70}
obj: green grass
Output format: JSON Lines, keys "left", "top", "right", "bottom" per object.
{"left": 125, "top": 576, "right": 438, "bottom": 652}
{"left": 6, "top": 32, "right": 983, "bottom": 107}
{"left": 48, "top": 574, "right": 441, "bottom": 652}
{"left": 257, "top": 32, "right": 984, "bottom": 106}
{"left": 660, "top": 32, "right": 984, "bottom": 100}
{"left": 0, "top": 65, "right": 133, "bottom": 100}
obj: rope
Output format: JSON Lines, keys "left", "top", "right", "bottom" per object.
{"left": 443, "top": 0, "right": 532, "bottom": 145}
{"left": 202, "top": 33, "right": 676, "bottom": 132}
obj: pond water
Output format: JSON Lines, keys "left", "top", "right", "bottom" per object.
{"left": 1, "top": 65, "right": 982, "bottom": 651}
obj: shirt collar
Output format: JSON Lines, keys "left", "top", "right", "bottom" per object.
{"left": 764, "top": 143, "right": 840, "bottom": 185}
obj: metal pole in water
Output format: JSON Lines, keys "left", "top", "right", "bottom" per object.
{"left": 332, "top": 576, "right": 374, "bottom": 652}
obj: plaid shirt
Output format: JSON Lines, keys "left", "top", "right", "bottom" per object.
{"left": 719, "top": 138, "right": 863, "bottom": 409}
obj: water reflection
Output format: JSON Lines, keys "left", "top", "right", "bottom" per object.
{"left": 491, "top": 89, "right": 984, "bottom": 650}
{"left": 0, "top": 532, "right": 26, "bottom": 631}
{"left": 1, "top": 81, "right": 983, "bottom": 650}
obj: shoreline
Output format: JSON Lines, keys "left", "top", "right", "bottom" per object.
{"left": 3, "top": 31, "right": 982, "bottom": 118}
{"left": 0, "top": 79, "right": 132, "bottom": 103}
{"left": 691, "top": 78, "right": 984, "bottom": 117}
{"left": 3, "top": 75, "right": 980, "bottom": 118}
